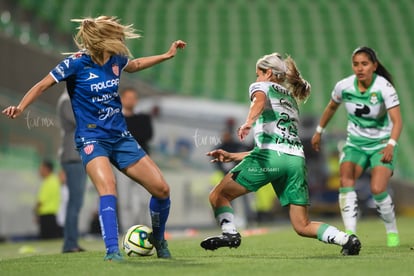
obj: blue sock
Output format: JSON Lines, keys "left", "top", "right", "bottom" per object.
{"left": 149, "top": 196, "right": 170, "bottom": 241}
{"left": 99, "top": 195, "right": 119, "bottom": 254}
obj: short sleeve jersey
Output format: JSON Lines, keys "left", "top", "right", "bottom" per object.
{"left": 331, "top": 74, "right": 399, "bottom": 143}
{"left": 50, "top": 52, "right": 129, "bottom": 140}
{"left": 249, "top": 82, "right": 304, "bottom": 157}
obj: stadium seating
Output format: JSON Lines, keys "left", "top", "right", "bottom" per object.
{"left": 4, "top": 0, "right": 414, "bottom": 178}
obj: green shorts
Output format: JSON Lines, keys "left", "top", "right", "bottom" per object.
{"left": 340, "top": 143, "right": 398, "bottom": 171}
{"left": 230, "top": 148, "right": 309, "bottom": 206}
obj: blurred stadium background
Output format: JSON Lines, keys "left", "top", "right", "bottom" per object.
{"left": 0, "top": 0, "right": 414, "bottom": 239}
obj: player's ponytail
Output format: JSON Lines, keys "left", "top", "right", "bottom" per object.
{"left": 284, "top": 56, "right": 311, "bottom": 102}
{"left": 256, "top": 53, "right": 310, "bottom": 102}
{"left": 352, "top": 46, "right": 394, "bottom": 86}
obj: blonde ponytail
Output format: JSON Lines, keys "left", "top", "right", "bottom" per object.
{"left": 284, "top": 56, "right": 311, "bottom": 102}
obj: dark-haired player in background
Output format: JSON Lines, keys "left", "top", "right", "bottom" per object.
{"left": 312, "top": 46, "right": 402, "bottom": 247}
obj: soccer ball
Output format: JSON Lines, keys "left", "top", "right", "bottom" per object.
{"left": 122, "top": 225, "right": 155, "bottom": 256}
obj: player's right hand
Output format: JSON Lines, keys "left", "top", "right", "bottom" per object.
{"left": 2, "top": 106, "right": 22, "bottom": 119}
{"left": 311, "top": 133, "right": 321, "bottom": 152}
{"left": 206, "top": 149, "right": 234, "bottom": 163}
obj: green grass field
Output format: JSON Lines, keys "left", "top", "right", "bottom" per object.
{"left": 0, "top": 216, "right": 413, "bottom": 276}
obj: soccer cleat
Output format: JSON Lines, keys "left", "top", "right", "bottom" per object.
{"left": 341, "top": 234, "right": 361, "bottom": 256}
{"left": 148, "top": 234, "right": 172, "bottom": 258}
{"left": 104, "top": 251, "right": 124, "bottom": 262}
{"left": 200, "top": 232, "right": 241, "bottom": 250}
{"left": 387, "top": 233, "right": 400, "bottom": 247}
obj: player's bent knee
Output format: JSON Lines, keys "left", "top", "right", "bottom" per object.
{"left": 208, "top": 190, "right": 220, "bottom": 207}
{"left": 293, "top": 227, "right": 307, "bottom": 237}
{"left": 152, "top": 183, "right": 170, "bottom": 199}
{"left": 340, "top": 177, "right": 355, "bottom": 187}
{"left": 290, "top": 222, "right": 308, "bottom": 237}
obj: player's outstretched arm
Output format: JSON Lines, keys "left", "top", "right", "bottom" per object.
{"left": 207, "top": 149, "right": 250, "bottom": 163}
{"left": 2, "top": 74, "right": 56, "bottom": 119}
{"left": 124, "top": 40, "right": 186, "bottom": 73}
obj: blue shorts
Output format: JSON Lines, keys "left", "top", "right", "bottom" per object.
{"left": 75, "top": 136, "right": 146, "bottom": 170}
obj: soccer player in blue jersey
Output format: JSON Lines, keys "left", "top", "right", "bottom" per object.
{"left": 3, "top": 16, "right": 186, "bottom": 261}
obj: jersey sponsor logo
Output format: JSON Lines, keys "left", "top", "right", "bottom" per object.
{"left": 54, "top": 65, "right": 65, "bottom": 78}
{"left": 83, "top": 144, "right": 94, "bottom": 155}
{"left": 63, "top": 59, "right": 70, "bottom": 68}
{"left": 272, "top": 84, "right": 289, "bottom": 95}
{"left": 354, "top": 104, "right": 370, "bottom": 117}
{"left": 274, "top": 137, "right": 302, "bottom": 148}
{"left": 90, "top": 78, "right": 120, "bottom": 92}
{"left": 280, "top": 98, "right": 294, "bottom": 110}
{"left": 92, "top": 92, "right": 119, "bottom": 103}
{"left": 86, "top": 72, "right": 99, "bottom": 81}
{"left": 98, "top": 107, "right": 121, "bottom": 120}
{"left": 112, "top": 64, "right": 119, "bottom": 76}
{"left": 390, "top": 93, "right": 399, "bottom": 104}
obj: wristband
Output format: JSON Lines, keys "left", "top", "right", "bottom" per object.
{"left": 316, "top": 125, "right": 325, "bottom": 134}
{"left": 387, "top": 139, "right": 397, "bottom": 146}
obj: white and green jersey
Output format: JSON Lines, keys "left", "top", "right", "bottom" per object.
{"left": 249, "top": 81, "right": 304, "bottom": 157}
{"left": 331, "top": 74, "right": 399, "bottom": 150}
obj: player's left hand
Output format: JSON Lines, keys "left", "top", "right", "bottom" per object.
{"left": 206, "top": 149, "right": 234, "bottom": 163}
{"left": 166, "top": 40, "right": 187, "bottom": 58}
{"left": 237, "top": 123, "right": 251, "bottom": 141}
{"left": 380, "top": 144, "right": 394, "bottom": 163}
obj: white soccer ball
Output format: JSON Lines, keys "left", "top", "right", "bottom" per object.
{"left": 122, "top": 225, "right": 155, "bottom": 256}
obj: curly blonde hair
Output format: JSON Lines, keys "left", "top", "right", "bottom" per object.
{"left": 71, "top": 16, "right": 141, "bottom": 65}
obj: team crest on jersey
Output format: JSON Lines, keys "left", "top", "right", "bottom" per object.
{"left": 370, "top": 93, "right": 378, "bottom": 104}
{"left": 83, "top": 144, "right": 94, "bottom": 155}
{"left": 112, "top": 64, "right": 119, "bottom": 76}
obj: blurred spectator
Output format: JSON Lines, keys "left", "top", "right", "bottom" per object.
{"left": 57, "top": 90, "right": 87, "bottom": 252}
{"left": 254, "top": 184, "right": 278, "bottom": 223}
{"left": 34, "top": 159, "right": 62, "bottom": 239}
{"left": 115, "top": 87, "right": 153, "bottom": 231}
{"left": 119, "top": 87, "right": 153, "bottom": 154}
{"left": 56, "top": 170, "right": 69, "bottom": 230}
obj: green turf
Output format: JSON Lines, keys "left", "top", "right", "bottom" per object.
{"left": 0, "top": 217, "right": 413, "bottom": 276}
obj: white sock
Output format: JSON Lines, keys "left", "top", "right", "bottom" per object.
{"left": 339, "top": 189, "right": 358, "bottom": 233}
{"left": 373, "top": 192, "right": 398, "bottom": 234}
{"left": 215, "top": 208, "right": 238, "bottom": 234}
{"left": 317, "top": 224, "right": 349, "bottom": 246}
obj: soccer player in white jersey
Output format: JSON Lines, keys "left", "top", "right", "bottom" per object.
{"left": 311, "top": 46, "right": 402, "bottom": 247}
{"left": 201, "top": 53, "right": 361, "bottom": 256}
{"left": 3, "top": 16, "right": 186, "bottom": 261}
